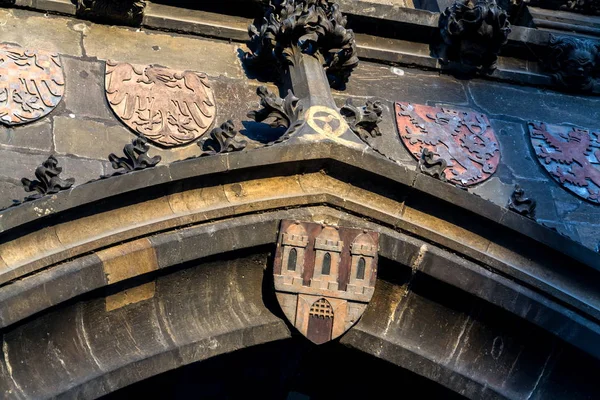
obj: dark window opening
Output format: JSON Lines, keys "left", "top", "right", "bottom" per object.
{"left": 357, "top": 257, "right": 366, "bottom": 280}
{"left": 287, "top": 248, "right": 297, "bottom": 271}
{"left": 322, "top": 253, "right": 331, "bottom": 275}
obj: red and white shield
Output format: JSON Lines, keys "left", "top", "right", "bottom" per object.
{"left": 273, "top": 221, "right": 379, "bottom": 344}
{"left": 395, "top": 102, "right": 500, "bottom": 186}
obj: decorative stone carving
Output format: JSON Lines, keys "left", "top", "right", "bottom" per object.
{"left": 0, "top": 43, "right": 65, "bottom": 126}
{"left": 529, "top": 121, "right": 600, "bottom": 204}
{"left": 438, "top": 0, "right": 511, "bottom": 72}
{"left": 247, "top": 86, "right": 304, "bottom": 143}
{"left": 77, "top": 0, "right": 146, "bottom": 26}
{"left": 561, "top": 0, "right": 600, "bottom": 15}
{"left": 274, "top": 220, "right": 379, "bottom": 344}
{"left": 419, "top": 148, "right": 448, "bottom": 182}
{"left": 21, "top": 156, "right": 74, "bottom": 201}
{"left": 546, "top": 35, "right": 600, "bottom": 93}
{"left": 199, "top": 120, "right": 248, "bottom": 155}
{"left": 340, "top": 99, "right": 383, "bottom": 143}
{"left": 508, "top": 184, "right": 537, "bottom": 219}
{"left": 245, "top": 0, "right": 359, "bottom": 88}
{"left": 105, "top": 61, "right": 217, "bottom": 147}
{"left": 108, "top": 137, "right": 161, "bottom": 174}
{"left": 395, "top": 102, "right": 500, "bottom": 187}
{"left": 524, "top": 0, "right": 600, "bottom": 16}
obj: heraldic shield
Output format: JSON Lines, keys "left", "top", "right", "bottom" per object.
{"left": 395, "top": 102, "right": 500, "bottom": 187}
{"left": 529, "top": 121, "right": 600, "bottom": 204}
{"left": 0, "top": 43, "right": 65, "bottom": 125}
{"left": 105, "top": 61, "right": 217, "bottom": 147}
{"left": 274, "top": 221, "right": 379, "bottom": 344}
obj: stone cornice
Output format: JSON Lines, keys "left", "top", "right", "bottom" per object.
{"left": 4, "top": 0, "right": 600, "bottom": 93}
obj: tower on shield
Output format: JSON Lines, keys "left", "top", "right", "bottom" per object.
{"left": 273, "top": 221, "right": 379, "bottom": 344}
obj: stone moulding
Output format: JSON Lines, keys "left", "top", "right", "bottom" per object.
{"left": 395, "top": 102, "right": 500, "bottom": 187}
{"left": 437, "top": 0, "right": 511, "bottom": 73}
{"left": 244, "top": 0, "right": 359, "bottom": 89}
{"left": 76, "top": 0, "right": 146, "bottom": 26}
{"left": 529, "top": 121, "right": 600, "bottom": 204}
{"left": 0, "top": 43, "right": 65, "bottom": 126}
{"left": 105, "top": 61, "right": 217, "bottom": 147}
{"left": 21, "top": 155, "right": 74, "bottom": 201}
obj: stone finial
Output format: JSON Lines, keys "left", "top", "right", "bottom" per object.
{"left": 438, "top": 0, "right": 511, "bottom": 73}
{"left": 21, "top": 156, "right": 75, "bottom": 201}
{"left": 245, "top": 0, "right": 359, "bottom": 88}
{"left": 508, "top": 184, "right": 536, "bottom": 219}
{"left": 108, "top": 137, "right": 161, "bottom": 174}
{"left": 199, "top": 120, "right": 248, "bottom": 155}
{"left": 340, "top": 99, "right": 383, "bottom": 143}
{"left": 247, "top": 86, "right": 304, "bottom": 144}
{"left": 546, "top": 35, "right": 600, "bottom": 93}
{"left": 77, "top": 0, "right": 146, "bottom": 26}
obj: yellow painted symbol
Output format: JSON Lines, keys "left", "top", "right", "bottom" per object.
{"left": 306, "top": 106, "right": 349, "bottom": 138}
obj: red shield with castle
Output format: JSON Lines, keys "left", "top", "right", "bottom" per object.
{"left": 273, "top": 221, "right": 379, "bottom": 344}
{"left": 395, "top": 102, "right": 500, "bottom": 186}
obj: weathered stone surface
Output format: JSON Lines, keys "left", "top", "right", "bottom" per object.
{"left": 54, "top": 156, "right": 103, "bottom": 185}
{"left": 491, "top": 119, "right": 544, "bottom": 180}
{"left": 0, "top": 9, "right": 82, "bottom": 55}
{"left": 62, "top": 57, "right": 115, "bottom": 120}
{"left": 54, "top": 116, "right": 133, "bottom": 160}
{"left": 0, "top": 148, "right": 51, "bottom": 182}
{"left": 470, "top": 177, "right": 515, "bottom": 205}
{"left": 0, "top": 254, "right": 289, "bottom": 399}
{"left": 338, "top": 62, "right": 468, "bottom": 105}
{"left": 83, "top": 24, "right": 243, "bottom": 79}
{"left": 469, "top": 81, "right": 600, "bottom": 127}
{"left": 0, "top": 180, "right": 24, "bottom": 209}
{"left": 0, "top": 120, "right": 53, "bottom": 151}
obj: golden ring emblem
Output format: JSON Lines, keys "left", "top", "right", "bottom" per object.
{"left": 306, "top": 106, "right": 348, "bottom": 138}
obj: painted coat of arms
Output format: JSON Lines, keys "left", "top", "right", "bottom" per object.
{"left": 274, "top": 221, "right": 379, "bottom": 344}
{"left": 0, "top": 43, "right": 65, "bottom": 125}
{"left": 529, "top": 122, "right": 600, "bottom": 204}
{"left": 395, "top": 103, "right": 500, "bottom": 186}
{"left": 105, "top": 61, "right": 217, "bottom": 147}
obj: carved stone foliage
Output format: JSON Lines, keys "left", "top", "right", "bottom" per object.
{"left": 508, "top": 184, "right": 537, "bottom": 219}
{"left": 419, "top": 148, "right": 448, "bottom": 182}
{"left": 546, "top": 35, "right": 600, "bottom": 93}
{"left": 0, "top": 43, "right": 65, "bottom": 126}
{"left": 105, "top": 61, "right": 217, "bottom": 147}
{"left": 395, "top": 102, "right": 500, "bottom": 187}
{"left": 340, "top": 99, "right": 383, "bottom": 143}
{"left": 199, "top": 120, "right": 248, "bottom": 155}
{"left": 245, "top": 0, "right": 359, "bottom": 88}
{"left": 274, "top": 220, "right": 379, "bottom": 344}
{"left": 21, "top": 156, "right": 74, "bottom": 201}
{"left": 247, "top": 86, "right": 304, "bottom": 143}
{"left": 524, "top": 0, "right": 600, "bottom": 15}
{"left": 438, "top": 0, "right": 511, "bottom": 72}
{"left": 77, "top": 0, "right": 146, "bottom": 26}
{"left": 108, "top": 137, "right": 161, "bottom": 174}
{"left": 561, "top": 0, "right": 600, "bottom": 15}
{"left": 529, "top": 121, "right": 600, "bottom": 204}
